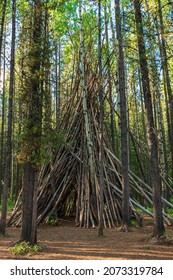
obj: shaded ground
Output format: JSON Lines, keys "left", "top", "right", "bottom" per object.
{"left": 0, "top": 217, "right": 173, "bottom": 260}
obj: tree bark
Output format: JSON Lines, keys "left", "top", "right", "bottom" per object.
{"left": 0, "top": 0, "right": 7, "bottom": 68}
{"left": 98, "top": 0, "right": 104, "bottom": 236}
{"left": 115, "top": 0, "right": 130, "bottom": 230}
{"left": 20, "top": 163, "right": 37, "bottom": 243}
{"left": 104, "top": 3, "right": 116, "bottom": 154}
{"left": 0, "top": 0, "right": 16, "bottom": 236}
{"left": 157, "top": 0, "right": 173, "bottom": 179}
{"left": 55, "top": 39, "right": 61, "bottom": 128}
{"left": 145, "top": 0, "right": 169, "bottom": 206}
{"left": 134, "top": 0, "right": 165, "bottom": 237}
{"left": 20, "top": 0, "right": 42, "bottom": 244}
{"left": 0, "top": 33, "right": 6, "bottom": 203}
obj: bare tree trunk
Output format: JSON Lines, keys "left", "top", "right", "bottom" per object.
{"left": 55, "top": 39, "right": 61, "bottom": 128}
{"left": 145, "top": 0, "right": 169, "bottom": 206}
{"left": 43, "top": 5, "right": 52, "bottom": 133}
{"left": 98, "top": 0, "right": 104, "bottom": 236}
{"left": 115, "top": 0, "right": 130, "bottom": 230}
{"left": 0, "top": 0, "right": 7, "bottom": 203}
{"left": 0, "top": 33, "right": 6, "bottom": 203}
{"left": 20, "top": 163, "right": 37, "bottom": 243}
{"left": 134, "top": 0, "right": 165, "bottom": 237}
{"left": 0, "top": 0, "right": 7, "bottom": 68}
{"left": 0, "top": 0, "right": 16, "bottom": 236}
{"left": 157, "top": 0, "right": 173, "bottom": 179}
{"left": 104, "top": 3, "right": 116, "bottom": 154}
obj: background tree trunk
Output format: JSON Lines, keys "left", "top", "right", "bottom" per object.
{"left": 20, "top": 0, "right": 42, "bottom": 245}
{"left": 0, "top": 34, "right": 6, "bottom": 203}
{"left": 134, "top": 0, "right": 165, "bottom": 237}
{"left": 98, "top": 0, "right": 104, "bottom": 236}
{"left": 115, "top": 0, "right": 130, "bottom": 230}
{"left": 157, "top": 0, "right": 173, "bottom": 179}
{"left": 0, "top": 0, "right": 16, "bottom": 236}
{"left": 0, "top": 0, "right": 7, "bottom": 69}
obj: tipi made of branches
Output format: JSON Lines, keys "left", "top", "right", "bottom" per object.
{"left": 8, "top": 62, "right": 173, "bottom": 229}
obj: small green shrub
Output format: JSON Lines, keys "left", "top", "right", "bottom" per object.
{"left": 146, "top": 207, "right": 153, "bottom": 213}
{"left": 0, "top": 198, "right": 15, "bottom": 212}
{"left": 167, "top": 208, "right": 173, "bottom": 216}
{"left": 46, "top": 213, "right": 59, "bottom": 226}
{"left": 9, "top": 242, "right": 42, "bottom": 255}
{"left": 131, "top": 219, "right": 138, "bottom": 226}
{"left": 143, "top": 246, "right": 151, "bottom": 250}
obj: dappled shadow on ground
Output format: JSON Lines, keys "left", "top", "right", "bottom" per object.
{"left": 0, "top": 218, "right": 173, "bottom": 260}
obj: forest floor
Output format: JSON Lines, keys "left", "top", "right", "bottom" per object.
{"left": 0, "top": 216, "right": 173, "bottom": 260}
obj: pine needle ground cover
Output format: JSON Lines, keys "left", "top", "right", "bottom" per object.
{"left": 1, "top": 217, "right": 173, "bottom": 260}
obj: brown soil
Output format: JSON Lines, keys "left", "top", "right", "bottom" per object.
{"left": 0, "top": 217, "right": 173, "bottom": 260}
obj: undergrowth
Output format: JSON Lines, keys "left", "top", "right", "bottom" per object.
{"left": 9, "top": 242, "right": 42, "bottom": 255}
{"left": 46, "top": 213, "right": 59, "bottom": 226}
{"left": 0, "top": 198, "right": 15, "bottom": 211}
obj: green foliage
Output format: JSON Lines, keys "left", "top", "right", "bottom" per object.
{"left": 147, "top": 206, "right": 153, "bottom": 213}
{"left": 166, "top": 208, "right": 173, "bottom": 217}
{"left": 17, "top": 128, "right": 65, "bottom": 168}
{"left": 1, "top": 0, "right": 173, "bottom": 232}
{"left": 143, "top": 246, "right": 151, "bottom": 250}
{"left": 146, "top": 204, "right": 173, "bottom": 218}
{"left": 131, "top": 219, "right": 138, "bottom": 226}
{"left": 46, "top": 213, "right": 59, "bottom": 226}
{"left": 49, "top": 0, "right": 78, "bottom": 38}
{"left": 42, "top": 128, "right": 65, "bottom": 152}
{"left": 9, "top": 242, "right": 42, "bottom": 256}
{"left": 17, "top": 0, "right": 30, "bottom": 17}
{"left": 65, "top": 189, "right": 76, "bottom": 216}
{"left": 0, "top": 198, "right": 14, "bottom": 212}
